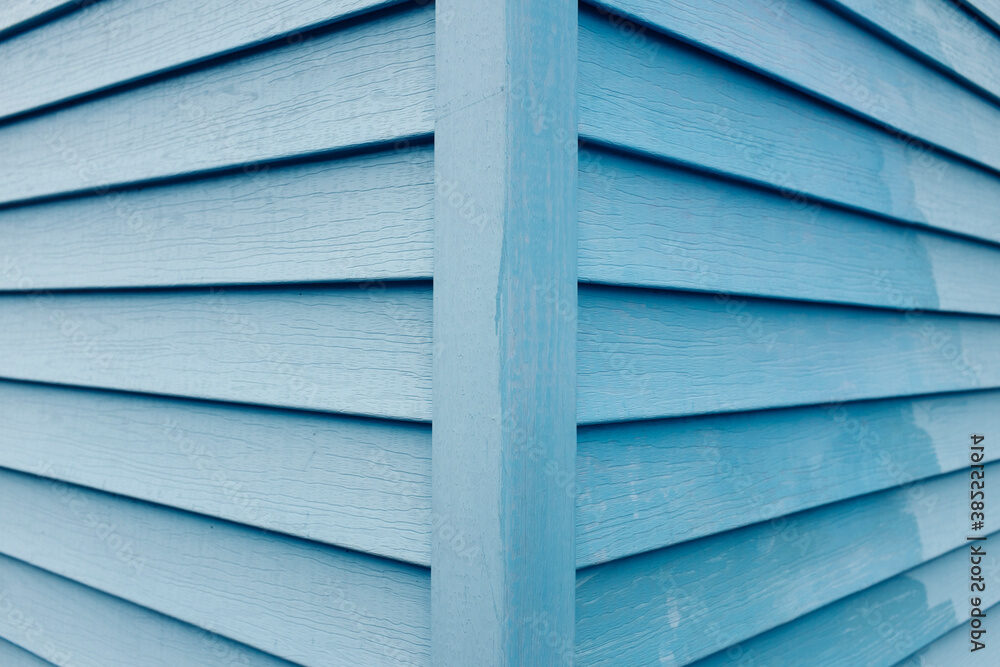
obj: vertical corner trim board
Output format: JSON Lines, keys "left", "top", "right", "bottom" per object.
{"left": 432, "top": 0, "right": 578, "bottom": 663}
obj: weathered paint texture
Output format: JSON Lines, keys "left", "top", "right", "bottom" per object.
{"left": 1, "top": 0, "right": 998, "bottom": 664}
{"left": 432, "top": 0, "right": 577, "bottom": 663}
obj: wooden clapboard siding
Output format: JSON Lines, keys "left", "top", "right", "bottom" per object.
{"left": 0, "top": 1, "right": 80, "bottom": 40}
{"left": 578, "top": 7, "right": 1000, "bottom": 246}
{"left": 0, "top": 284, "right": 433, "bottom": 421}
{"left": 0, "top": 468, "right": 431, "bottom": 666}
{"left": 825, "top": 0, "right": 1000, "bottom": 102}
{"left": 579, "top": 146, "right": 1000, "bottom": 316}
{"left": 693, "top": 536, "right": 1000, "bottom": 666}
{"left": 0, "top": 0, "right": 437, "bottom": 662}
{"left": 574, "top": 2, "right": 1000, "bottom": 664}
{"left": 0, "top": 554, "right": 294, "bottom": 667}
{"left": 0, "top": 0, "right": 408, "bottom": 120}
{"left": 0, "top": 379, "right": 431, "bottom": 565}
{"left": 0, "top": 637, "right": 50, "bottom": 667}
{"left": 0, "top": 555, "right": 291, "bottom": 667}
{"left": 577, "top": 285, "right": 1000, "bottom": 424}
{"left": 577, "top": 388, "right": 1000, "bottom": 566}
{"left": 588, "top": 0, "right": 1000, "bottom": 175}
{"left": 0, "top": 143, "right": 433, "bottom": 291}
{"left": 962, "top": 0, "right": 1000, "bottom": 32}
{"left": 897, "top": 603, "right": 998, "bottom": 666}
{"left": 0, "top": 2, "right": 433, "bottom": 206}
{"left": 584, "top": 0, "right": 1000, "bottom": 176}
{"left": 575, "top": 463, "right": 999, "bottom": 665}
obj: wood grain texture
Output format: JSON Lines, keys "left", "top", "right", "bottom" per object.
{"left": 0, "top": 554, "right": 294, "bottom": 667}
{"left": 577, "top": 285, "right": 1000, "bottom": 424}
{"left": 0, "top": 636, "right": 51, "bottom": 667}
{"left": 0, "top": 144, "right": 433, "bottom": 291}
{"left": 0, "top": 0, "right": 406, "bottom": 120}
{"left": 0, "top": 0, "right": 80, "bottom": 40}
{"left": 579, "top": 146, "right": 1000, "bottom": 315}
{"left": 961, "top": 0, "right": 1000, "bottom": 32}
{"left": 0, "top": 4, "right": 433, "bottom": 206}
{"left": 0, "top": 379, "right": 431, "bottom": 565}
{"left": 432, "top": 0, "right": 578, "bottom": 663}
{"left": 575, "top": 463, "right": 1000, "bottom": 665}
{"left": 577, "top": 389, "right": 1000, "bottom": 566}
{"left": 693, "top": 537, "right": 1000, "bottom": 666}
{"left": 587, "top": 0, "right": 1000, "bottom": 174}
{"left": 0, "top": 284, "right": 432, "bottom": 421}
{"left": 825, "top": 0, "right": 1000, "bottom": 103}
{"left": 897, "top": 603, "right": 999, "bottom": 666}
{"left": 578, "top": 8, "right": 1000, "bottom": 246}
{"left": 0, "top": 469, "right": 431, "bottom": 666}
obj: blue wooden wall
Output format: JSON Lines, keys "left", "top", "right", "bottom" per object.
{"left": 0, "top": 1, "right": 434, "bottom": 664}
{"left": 574, "top": 0, "right": 1000, "bottom": 664}
{"left": 1, "top": 0, "right": 997, "bottom": 664}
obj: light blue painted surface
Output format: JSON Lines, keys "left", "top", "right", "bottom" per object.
{"left": 577, "top": 388, "right": 1000, "bottom": 566}
{"left": 0, "top": 636, "right": 51, "bottom": 667}
{"left": 0, "top": 3, "right": 434, "bottom": 206}
{"left": 0, "top": 0, "right": 408, "bottom": 120}
{"left": 432, "top": 0, "right": 577, "bottom": 663}
{"left": 693, "top": 535, "right": 1000, "bottom": 665}
{"left": 1, "top": 0, "right": 999, "bottom": 663}
{"left": 825, "top": 0, "right": 1000, "bottom": 102}
{"left": 0, "top": 468, "right": 431, "bottom": 665}
{"left": 579, "top": 6, "right": 1000, "bottom": 245}
{"left": 0, "top": 143, "right": 434, "bottom": 290}
{"left": 961, "top": 0, "right": 1000, "bottom": 33}
{"left": 898, "top": 602, "right": 1000, "bottom": 666}
{"left": 590, "top": 0, "right": 1000, "bottom": 174}
{"left": 0, "top": 553, "right": 296, "bottom": 667}
{"left": 580, "top": 145, "right": 1000, "bottom": 315}
{"left": 0, "top": 284, "right": 433, "bottom": 420}
{"left": 576, "top": 464, "right": 1000, "bottom": 664}
{"left": 0, "top": 0, "right": 81, "bottom": 40}
{"left": 578, "top": 285, "right": 1000, "bottom": 424}
{"left": 0, "top": 379, "right": 432, "bottom": 564}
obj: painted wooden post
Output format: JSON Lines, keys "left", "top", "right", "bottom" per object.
{"left": 433, "top": 0, "right": 578, "bottom": 664}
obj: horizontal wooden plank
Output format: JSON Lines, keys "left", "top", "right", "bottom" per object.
{"left": 0, "top": 3, "right": 433, "bottom": 206}
{"left": 0, "top": 284, "right": 432, "bottom": 421}
{"left": 961, "top": 0, "right": 1000, "bottom": 33}
{"left": 588, "top": 0, "right": 1000, "bottom": 174}
{"left": 577, "top": 285, "right": 1000, "bottom": 424}
{"left": 0, "top": 1, "right": 78, "bottom": 39}
{"left": 0, "top": 553, "right": 293, "bottom": 667}
{"left": 0, "top": 0, "right": 406, "bottom": 120}
{"left": 577, "top": 389, "right": 1000, "bottom": 566}
{"left": 579, "top": 147, "right": 1000, "bottom": 315}
{"left": 693, "top": 537, "right": 1000, "bottom": 666}
{"left": 575, "top": 463, "right": 1000, "bottom": 665}
{"left": 898, "top": 603, "right": 999, "bottom": 666}
{"left": 0, "top": 144, "right": 433, "bottom": 291}
{"left": 578, "top": 8, "right": 1000, "bottom": 246}
{"left": 826, "top": 0, "right": 1000, "bottom": 103}
{"left": 0, "top": 636, "right": 50, "bottom": 667}
{"left": 0, "top": 468, "right": 431, "bottom": 665}
{"left": 0, "top": 379, "right": 431, "bottom": 564}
